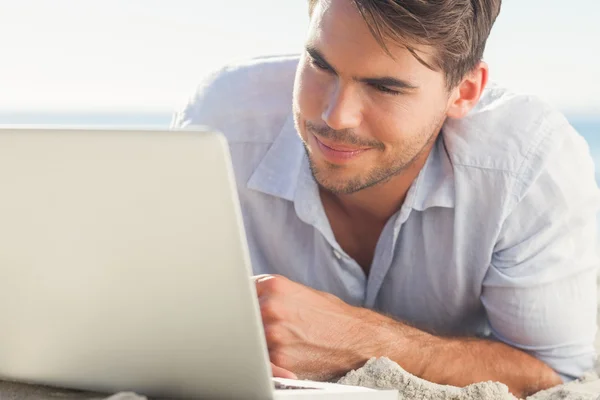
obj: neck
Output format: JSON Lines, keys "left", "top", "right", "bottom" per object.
{"left": 322, "top": 140, "right": 435, "bottom": 223}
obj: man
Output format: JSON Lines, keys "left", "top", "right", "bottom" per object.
{"left": 172, "top": 0, "right": 600, "bottom": 397}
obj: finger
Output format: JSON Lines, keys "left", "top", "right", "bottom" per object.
{"left": 252, "top": 274, "right": 273, "bottom": 283}
{"left": 271, "top": 362, "right": 297, "bottom": 380}
{"left": 254, "top": 274, "right": 276, "bottom": 297}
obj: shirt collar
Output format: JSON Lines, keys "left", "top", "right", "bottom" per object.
{"left": 409, "top": 133, "right": 455, "bottom": 211}
{"left": 247, "top": 114, "right": 455, "bottom": 212}
{"left": 246, "top": 114, "right": 305, "bottom": 202}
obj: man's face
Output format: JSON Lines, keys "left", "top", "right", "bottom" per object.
{"left": 293, "top": 0, "right": 453, "bottom": 195}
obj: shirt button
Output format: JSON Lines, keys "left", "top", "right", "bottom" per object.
{"left": 333, "top": 249, "right": 342, "bottom": 260}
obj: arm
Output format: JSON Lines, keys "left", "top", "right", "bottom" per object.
{"left": 479, "top": 125, "right": 599, "bottom": 384}
{"left": 257, "top": 275, "right": 560, "bottom": 397}
{"left": 359, "top": 309, "right": 562, "bottom": 398}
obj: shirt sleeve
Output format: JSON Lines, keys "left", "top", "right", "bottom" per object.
{"left": 481, "top": 122, "right": 600, "bottom": 381}
{"left": 169, "top": 67, "right": 229, "bottom": 130}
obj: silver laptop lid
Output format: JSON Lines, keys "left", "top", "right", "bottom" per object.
{"left": 0, "top": 127, "right": 274, "bottom": 399}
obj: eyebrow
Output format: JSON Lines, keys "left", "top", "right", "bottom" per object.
{"left": 305, "top": 46, "right": 419, "bottom": 91}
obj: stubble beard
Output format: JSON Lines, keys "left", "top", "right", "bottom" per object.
{"left": 295, "top": 114, "right": 444, "bottom": 195}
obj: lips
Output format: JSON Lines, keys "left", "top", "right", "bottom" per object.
{"left": 311, "top": 134, "right": 371, "bottom": 163}
{"left": 316, "top": 136, "right": 369, "bottom": 152}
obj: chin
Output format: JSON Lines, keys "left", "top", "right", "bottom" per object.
{"left": 308, "top": 159, "right": 364, "bottom": 194}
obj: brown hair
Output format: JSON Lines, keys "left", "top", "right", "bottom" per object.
{"left": 308, "top": 0, "right": 502, "bottom": 89}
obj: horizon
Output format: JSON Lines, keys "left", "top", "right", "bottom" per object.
{"left": 1, "top": 109, "right": 598, "bottom": 128}
{"left": 1, "top": 109, "right": 598, "bottom": 121}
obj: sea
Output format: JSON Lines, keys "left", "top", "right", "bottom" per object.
{"left": 0, "top": 109, "right": 598, "bottom": 178}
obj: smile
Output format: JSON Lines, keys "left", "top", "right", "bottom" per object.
{"left": 312, "top": 134, "right": 371, "bottom": 163}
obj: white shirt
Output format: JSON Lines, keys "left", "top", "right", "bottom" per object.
{"left": 172, "top": 55, "right": 600, "bottom": 381}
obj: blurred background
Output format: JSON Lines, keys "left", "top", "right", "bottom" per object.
{"left": 0, "top": 0, "right": 598, "bottom": 173}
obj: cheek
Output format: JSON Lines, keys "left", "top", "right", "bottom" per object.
{"left": 365, "top": 94, "right": 444, "bottom": 146}
{"left": 363, "top": 102, "right": 411, "bottom": 146}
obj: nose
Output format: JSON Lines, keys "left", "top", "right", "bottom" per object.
{"left": 321, "top": 81, "right": 363, "bottom": 131}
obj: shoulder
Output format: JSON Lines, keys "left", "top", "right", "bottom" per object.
{"left": 171, "top": 54, "right": 300, "bottom": 144}
{"left": 443, "top": 83, "right": 593, "bottom": 203}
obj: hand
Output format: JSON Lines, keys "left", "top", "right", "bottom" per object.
{"left": 271, "top": 362, "right": 297, "bottom": 379}
{"left": 254, "top": 274, "right": 375, "bottom": 381}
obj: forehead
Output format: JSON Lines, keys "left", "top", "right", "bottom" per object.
{"left": 308, "top": 0, "right": 439, "bottom": 82}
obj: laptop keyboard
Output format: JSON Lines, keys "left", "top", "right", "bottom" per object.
{"left": 274, "top": 381, "right": 320, "bottom": 390}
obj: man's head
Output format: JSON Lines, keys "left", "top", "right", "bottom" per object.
{"left": 293, "top": 0, "right": 501, "bottom": 195}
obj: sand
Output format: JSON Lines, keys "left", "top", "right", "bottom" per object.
{"left": 338, "top": 357, "right": 515, "bottom": 399}
{"left": 0, "top": 380, "right": 148, "bottom": 400}
{"left": 337, "top": 357, "right": 600, "bottom": 400}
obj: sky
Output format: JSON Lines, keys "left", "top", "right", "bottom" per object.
{"left": 0, "top": 0, "right": 598, "bottom": 115}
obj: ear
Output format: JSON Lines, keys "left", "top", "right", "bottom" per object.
{"left": 446, "top": 61, "right": 489, "bottom": 119}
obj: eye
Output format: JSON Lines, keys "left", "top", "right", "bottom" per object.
{"left": 310, "top": 56, "right": 332, "bottom": 72}
{"left": 371, "top": 83, "right": 401, "bottom": 96}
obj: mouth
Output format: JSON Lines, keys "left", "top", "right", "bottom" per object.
{"left": 311, "top": 134, "right": 371, "bottom": 163}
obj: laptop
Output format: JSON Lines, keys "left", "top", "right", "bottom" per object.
{"left": 0, "top": 127, "right": 397, "bottom": 399}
